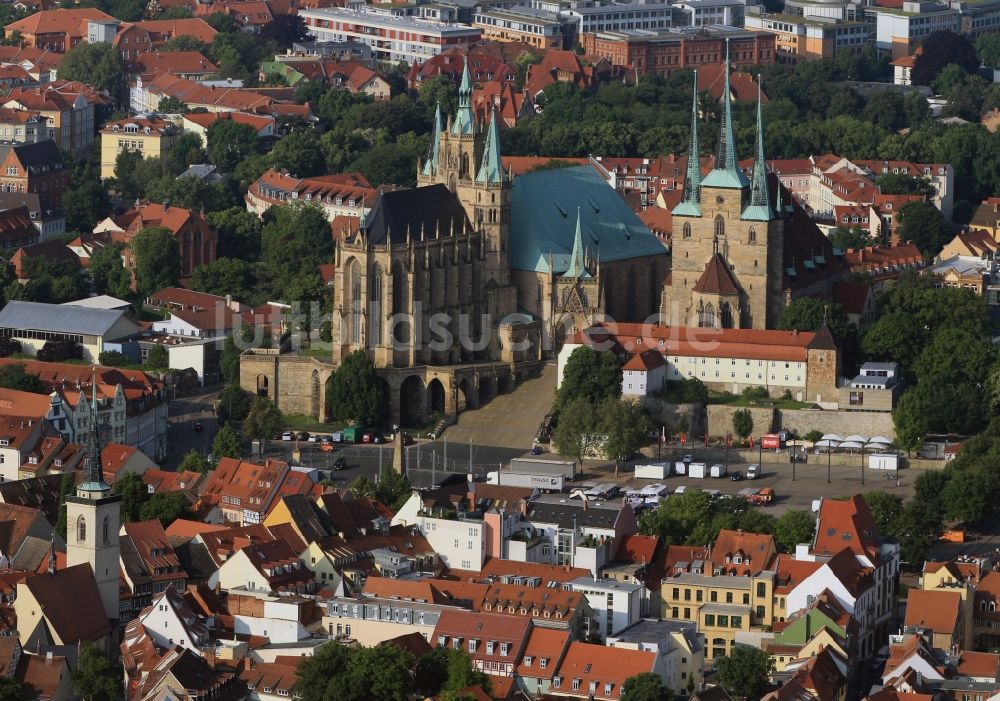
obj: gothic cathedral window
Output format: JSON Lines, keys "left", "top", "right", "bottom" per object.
{"left": 749, "top": 227, "right": 757, "bottom": 244}
{"left": 714, "top": 216, "right": 725, "bottom": 240}
{"left": 77, "top": 516, "right": 86, "bottom": 543}
{"left": 103, "top": 516, "right": 109, "bottom": 544}
{"left": 683, "top": 223, "right": 691, "bottom": 239}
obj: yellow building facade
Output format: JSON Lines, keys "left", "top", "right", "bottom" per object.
{"left": 99, "top": 116, "right": 179, "bottom": 179}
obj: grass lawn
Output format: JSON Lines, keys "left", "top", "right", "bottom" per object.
{"left": 297, "top": 348, "right": 332, "bottom": 359}
{"left": 282, "top": 414, "right": 345, "bottom": 432}
{"left": 707, "top": 390, "right": 810, "bottom": 410}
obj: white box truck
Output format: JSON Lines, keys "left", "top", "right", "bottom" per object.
{"left": 635, "top": 463, "right": 670, "bottom": 479}
{"left": 509, "top": 457, "right": 576, "bottom": 479}
{"left": 710, "top": 464, "right": 728, "bottom": 478}
{"left": 868, "top": 454, "right": 900, "bottom": 470}
{"left": 688, "top": 462, "right": 707, "bottom": 479}
{"left": 674, "top": 461, "right": 687, "bottom": 476}
{"left": 486, "top": 471, "right": 565, "bottom": 491}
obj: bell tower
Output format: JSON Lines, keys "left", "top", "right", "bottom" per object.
{"left": 65, "top": 372, "right": 121, "bottom": 623}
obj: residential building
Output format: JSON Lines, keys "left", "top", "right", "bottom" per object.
{"left": 97, "top": 201, "right": 217, "bottom": 280}
{"left": 832, "top": 280, "right": 876, "bottom": 329}
{"left": 904, "top": 588, "right": 971, "bottom": 652}
{"left": 0, "top": 140, "right": 67, "bottom": 212}
{"left": 198, "top": 457, "right": 322, "bottom": 526}
{"left": 260, "top": 60, "right": 391, "bottom": 100}
{"left": 474, "top": 8, "right": 564, "bottom": 50}
{"left": 744, "top": 8, "right": 871, "bottom": 63}
{"left": 551, "top": 640, "right": 664, "bottom": 700}
{"left": 405, "top": 48, "right": 515, "bottom": 92}
{"left": 300, "top": 7, "right": 482, "bottom": 64}
{"left": 0, "top": 191, "right": 64, "bottom": 240}
{"left": 432, "top": 610, "right": 531, "bottom": 677}
{"left": 0, "top": 300, "right": 138, "bottom": 363}
{"left": 4, "top": 8, "right": 115, "bottom": 51}
{"left": 213, "top": 537, "right": 315, "bottom": 596}
{"left": 873, "top": 2, "right": 960, "bottom": 59}
{"left": 839, "top": 361, "right": 902, "bottom": 412}
{"left": 519, "top": 497, "right": 639, "bottom": 570}
{"left": 119, "top": 520, "right": 188, "bottom": 619}
{"left": 607, "top": 619, "right": 705, "bottom": 694}
{"left": 0, "top": 108, "right": 45, "bottom": 145}
{"left": 134, "top": 586, "right": 210, "bottom": 653}
{"left": 939, "top": 228, "right": 1000, "bottom": 259}
{"left": 560, "top": 323, "right": 841, "bottom": 405}
{"left": 761, "top": 646, "right": 848, "bottom": 701}
{"left": 569, "top": 577, "right": 643, "bottom": 641}
{"left": 845, "top": 243, "right": 926, "bottom": 284}
{"left": 581, "top": 28, "right": 775, "bottom": 78}
{"left": 14, "top": 564, "right": 112, "bottom": 655}
{"left": 110, "top": 18, "right": 218, "bottom": 63}
{"left": 1, "top": 82, "right": 105, "bottom": 158}
{"left": 245, "top": 169, "right": 376, "bottom": 223}
{"left": 0, "top": 358, "right": 168, "bottom": 460}
{"left": 128, "top": 51, "right": 218, "bottom": 82}
{"left": 182, "top": 110, "right": 275, "bottom": 145}
{"left": 0, "top": 206, "right": 38, "bottom": 251}
{"left": 0, "top": 45, "right": 61, "bottom": 83}
{"left": 891, "top": 54, "right": 915, "bottom": 86}
{"left": 130, "top": 72, "right": 276, "bottom": 114}
{"left": 99, "top": 116, "right": 180, "bottom": 179}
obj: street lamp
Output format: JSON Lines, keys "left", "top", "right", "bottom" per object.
{"left": 827, "top": 443, "right": 831, "bottom": 484}
{"left": 860, "top": 443, "right": 865, "bottom": 486}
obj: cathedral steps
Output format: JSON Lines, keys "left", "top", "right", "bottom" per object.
{"left": 442, "top": 362, "right": 557, "bottom": 449}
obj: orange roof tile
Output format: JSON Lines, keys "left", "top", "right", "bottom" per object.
{"left": 903, "top": 589, "right": 962, "bottom": 635}
{"left": 553, "top": 641, "right": 656, "bottom": 700}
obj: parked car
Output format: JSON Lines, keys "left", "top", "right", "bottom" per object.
{"left": 682, "top": 454, "right": 694, "bottom": 464}
{"left": 282, "top": 431, "right": 294, "bottom": 441}
{"left": 308, "top": 434, "right": 320, "bottom": 443}
{"left": 320, "top": 442, "right": 335, "bottom": 453}
{"left": 194, "top": 421, "right": 203, "bottom": 432}
{"left": 333, "top": 457, "right": 347, "bottom": 470}
{"left": 362, "top": 432, "right": 383, "bottom": 444}
{"left": 297, "top": 431, "right": 310, "bottom": 441}
{"left": 530, "top": 445, "right": 543, "bottom": 455}
{"left": 731, "top": 472, "right": 743, "bottom": 481}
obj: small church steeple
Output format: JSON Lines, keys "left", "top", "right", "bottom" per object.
{"left": 80, "top": 370, "right": 109, "bottom": 494}
{"left": 563, "top": 208, "right": 591, "bottom": 279}
{"left": 452, "top": 59, "right": 475, "bottom": 135}
{"left": 673, "top": 69, "right": 702, "bottom": 217}
{"left": 743, "top": 76, "right": 775, "bottom": 222}
{"left": 702, "top": 40, "right": 749, "bottom": 190}
{"left": 476, "top": 107, "right": 504, "bottom": 184}
{"left": 422, "top": 102, "right": 443, "bottom": 176}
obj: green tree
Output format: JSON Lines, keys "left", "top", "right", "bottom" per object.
{"left": 344, "top": 644, "right": 414, "bottom": 701}
{"left": 897, "top": 200, "right": 952, "bottom": 257}
{"left": 621, "top": 672, "right": 674, "bottom": 701}
{"left": 139, "top": 491, "right": 195, "bottom": 526}
{"left": 220, "top": 333, "right": 242, "bottom": 385}
{"left": 163, "top": 132, "right": 206, "bottom": 176}
{"left": 207, "top": 119, "right": 260, "bottom": 172}
{"left": 557, "top": 346, "right": 622, "bottom": 411}
{"left": 72, "top": 642, "right": 121, "bottom": 701}
{"left": 88, "top": 243, "right": 131, "bottom": 299}
{"left": 863, "top": 90, "right": 906, "bottom": 132}
{"left": 0, "top": 363, "right": 44, "bottom": 393}
{"left": 864, "top": 491, "right": 903, "bottom": 535}
{"left": 875, "top": 173, "right": 936, "bottom": 197}
{"left": 943, "top": 465, "right": 996, "bottom": 523}
{"left": 0, "top": 676, "right": 30, "bottom": 701}
{"left": 37, "top": 338, "right": 83, "bottom": 362}
{"left": 146, "top": 344, "right": 169, "bottom": 370}
{"left": 63, "top": 162, "right": 111, "bottom": 233}
{"left": 732, "top": 408, "right": 753, "bottom": 441}
{"left": 157, "top": 95, "right": 189, "bottom": 113}
{"left": 599, "top": 398, "right": 652, "bottom": 474}
{"left": 375, "top": 468, "right": 412, "bottom": 511}
{"left": 896, "top": 499, "right": 944, "bottom": 563}
{"left": 54, "top": 471, "right": 76, "bottom": 539}
{"left": 827, "top": 225, "right": 876, "bottom": 251}
{"left": 179, "top": 449, "right": 210, "bottom": 473}
{"left": 244, "top": 396, "right": 282, "bottom": 440}
{"left": 112, "top": 471, "right": 149, "bottom": 523}
{"left": 774, "top": 509, "right": 816, "bottom": 553}
{"left": 296, "top": 641, "right": 354, "bottom": 701}
{"left": 190, "top": 258, "right": 259, "bottom": 304}
{"left": 268, "top": 130, "right": 325, "bottom": 177}
{"left": 58, "top": 42, "right": 126, "bottom": 104}
{"left": 98, "top": 350, "right": 130, "bottom": 367}
{"left": 326, "top": 350, "right": 385, "bottom": 425}
{"left": 553, "top": 396, "right": 597, "bottom": 467}
{"left": 208, "top": 207, "right": 263, "bottom": 260}
{"left": 977, "top": 31, "right": 1000, "bottom": 67}
{"left": 212, "top": 424, "right": 243, "bottom": 459}
{"left": 716, "top": 645, "right": 774, "bottom": 700}
{"left": 160, "top": 35, "right": 211, "bottom": 53}
{"left": 639, "top": 489, "right": 715, "bottom": 545}
{"left": 417, "top": 75, "right": 459, "bottom": 121}
{"left": 217, "top": 383, "right": 253, "bottom": 426}
{"left": 132, "top": 227, "right": 181, "bottom": 297}
{"left": 261, "top": 201, "right": 331, "bottom": 299}
{"left": 914, "top": 31, "right": 979, "bottom": 86}
{"left": 349, "top": 475, "right": 375, "bottom": 499}
{"left": 441, "top": 648, "right": 491, "bottom": 697}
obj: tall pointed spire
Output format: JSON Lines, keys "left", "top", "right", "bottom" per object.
{"left": 702, "top": 40, "right": 750, "bottom": 190}
{"left": 563, "top": 208, "right": 591, "bottom": 279}
{"left": 422, "top": 102, "right": 443, "bottom": 176}
{"left": 673, "top": 69, "right": 702, "bottom": 217}
{"left": 476, "top": 107, "right": 504, "bottom": 184}
{"left": 743, "top": 75, "right": 775, "bottom": 221}
{"left": 452, "top": 58, "right": 474, "bottom": 135}
{"left": 81, "top": 368, "right": 109, "bottom": 492}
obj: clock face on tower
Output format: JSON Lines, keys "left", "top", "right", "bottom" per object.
{"left": 716, "top": 196, "right": 725, "bottom": 205}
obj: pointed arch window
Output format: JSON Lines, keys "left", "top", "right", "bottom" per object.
{"left": 683, "top": 223, "right": 691, "bottom": 240}
{"left": 103, "top": 516, "right": 109, "bottom": 544}
{"left": 714, "top": 216, "right": 725, "bottom": 240}
{"left": 77, "top": 516, "right": 86, "bottom": 543}
{"left": 749, "top": 227, "right": 757, "bottom": 244}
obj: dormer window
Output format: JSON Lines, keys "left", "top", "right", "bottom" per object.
{"left": 500, "top": 643, "right": 509, "bottom": 656}
{"left": 469, "top": 640, "right": 477, "bottom": 652}
{"left": 486, "top": 642, "right": 494, "bottom": 655}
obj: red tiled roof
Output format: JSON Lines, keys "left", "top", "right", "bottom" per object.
{"left": 553, "top": 641, "right": 656, "bottom": 700}
{"left": 711, "top": 529, "right": 777, "bottom": 575}
{"left": 812, "top": 495, "right": 881, "bottom": 561}
{"left": 516, "top": 627, "right": 571, "bottom": 679}
{"left": 904, "top": 589, "right": 961, "bottom": 635}
{"left": 692, "top": 253, "right": 741, "bottom": 295}
{"left": 698, "top": 63, "right": 767, "bottom": 103}
{"left": 832, "top": 282, "right": 871, "bottom": 316}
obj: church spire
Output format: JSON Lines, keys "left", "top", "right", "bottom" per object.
{"left": 81, "top": 369, "right": 108, "bottom": 492}
{"left": 476, "top": 107, "right": 504, "bottom": 184}
{"left": 452, "top": 58, "right": 474, "bottom": 135}
{"left": 702, "top": 39, "right": 750, "bottom": 190}
{"left": 672, "top": 69, "right": 702, "bottom": 217}
{"left": 563, "top": 208, "right": 591, "bottom": 279}
{"left": 422, "top": 102, "right": 443, "bottom": 176}
{"left": 743, "top": 76, "right": 775, "bottom": 221}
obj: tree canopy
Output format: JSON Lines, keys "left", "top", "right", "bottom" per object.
{"left": 58, "top": 42, "right": 126, "bottom": 104}
{"left": 557, "top": 346, "right": 622, "bottom": 412}
{"left": 326, "top": 351, "right": 386, "bottom": 425}
{"left": 132, "top": 227, "right": 181, "bottom": 298}
{"left": 716, "top": 645, "right": 774, "bottom": 700}
{"left": 912, "top": 31, "right": 980, "bottom": 86}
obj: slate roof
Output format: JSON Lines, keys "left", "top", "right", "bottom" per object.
{"left": 693, "top": 253, "right": 741, "bottom": 295}
{"left": 0, "top": 300, "right": 132, "bottom": 337}
{"left": 361, "top": 184, "right": 469, "bottom": 246}
{"left": 527, "top": 499, "right": 621, "bottom": 529}
{"left": 0, "top": 140, "right": 63, "bottom": 173}
{"left": 510, "top": 165, "right": 666, "bottom": 274}
{"left": 23, "top": 564, "right": 110, "bottom": 643}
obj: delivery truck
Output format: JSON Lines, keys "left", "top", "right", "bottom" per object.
{"left": 508, "top": 457, "right": 576, "bottom": 480}
{"left": 674, "top": 461, "right": 687, "bottom": 476}
{"left": 635, "top": 463, "right": 671, "bottom": 479}
{"left": 486, "top": 471, "right": 564, "bottom": 491}
{"left": 868, "top": 453, "right": 900, "bottom": 470}
{"left": 688, "top": 462, "right": 707, "bottom": 479}
{"left": 710, "top": 464, "right": 728, "bottom": 478}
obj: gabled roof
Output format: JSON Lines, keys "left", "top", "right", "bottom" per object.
{"left": 516, "top": 626, "right": 570, "bottom": 679}
{"left": 0, "top": 300, "right": 134, "bottom": 338}
{"left": 692, "top": 253, "right": 741, "bottom": 295}
{"left": 553, "top": 641, "right": 656, "bottom": 700}
{"left": 5, "top": 7, "right": 114, "bottom": 37}
{"left": 361, "top": 184, "right": 469, "bottom": 246}
{"left": 824, "top": 547, "right": 874, "bottom": 598}
{"left": 129, "top": 50, "right": 217, "bottom": 78}
{"left": 904, "top": 589, "right": 962, "bottom": 636}
{"left": 812, "top": 495, "right": 881, "bottom": 561}
{"left": 711, "top": 529, "right": 776, "bottom": 575}
{"left": 22, "top": 563, "right": 111, "bottom": 642}
{"left": 832, "top": 281, "right": 872, "bottom": 316}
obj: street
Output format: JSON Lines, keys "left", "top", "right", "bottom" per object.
{"left": 165, "top": 388, "right": 220, "bottom": 469}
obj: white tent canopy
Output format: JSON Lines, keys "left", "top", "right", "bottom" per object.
{"left": 815, "top": 440, "right": 840, "bottom": 448}
{"left": 821, "top": 434, "right": 844, "bottom": 442}
{"left": 843, "top": 435, "right": 867, "bottom": 444}
{"left": 868, "top": 436, "right": 893, "bottom": 445}
{"left": 839, "top": 441, "right": 865, "bottom": 450}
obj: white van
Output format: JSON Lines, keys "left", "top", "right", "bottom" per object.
{"left": 746, "top": 464, "right": 760, "bottom": 480}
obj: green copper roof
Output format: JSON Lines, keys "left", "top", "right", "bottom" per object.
{"left": 81, "top": 370, "right": 110, "bottom": 493}
{"left": 743, "top": 78, "right": 774, "bottom": 222}
{"left": 673, "top": 69, "right": 702, "bottom": 218}
{"left": 562, "top": 207, "right": 592, "bottom": 279}
{"left": 511, "top": 165, "right": 665, "bottom": 274}
{"left": 476, "top": 108, "right": 503, "bottom": 184}
{"left": 422, "top": 102, "right": 443, "bottom": 176}
{"left": 452, "top": 59, "right": 475, "bottom": 135}
{"left": 703, "top": 40, "right": 750, "bottom": 190}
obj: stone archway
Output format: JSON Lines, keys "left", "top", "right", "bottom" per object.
{"left": 427, "top": 378, "right": 446, "bottom": 415}
{"left": 256, "top": 374, "right": 269, "bottom": 397}
{"left": 399, "top": 375, "right": 425, "bottom": 428}
{"left": 457, "top": 378, "right": 470, "bottom": 413}
{"left": 497, "top": 373, "right": 514, "bottom": 394}
{"left": 478, "top": 376, "right": 494, "bottom": 406}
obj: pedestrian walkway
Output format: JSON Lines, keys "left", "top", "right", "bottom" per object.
{"left": 443, "top": 363, "right": 557, "bottom": 449}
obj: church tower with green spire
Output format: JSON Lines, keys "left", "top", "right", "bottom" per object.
{"left": 665, "top": 45, "right": 786, "bottom": 331}
{"left": 65, "top": 370, "right": 121, "bottom": 623}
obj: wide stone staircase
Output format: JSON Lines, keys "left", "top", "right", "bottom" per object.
{"left": 443, "top": 362, "right": 557, "bottom": 449}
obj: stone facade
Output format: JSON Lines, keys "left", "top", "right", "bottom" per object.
{"left": 706, "top": 405, "right": 777, "bottom": 438}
